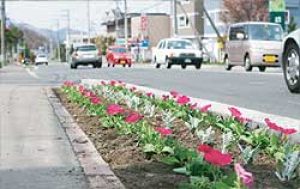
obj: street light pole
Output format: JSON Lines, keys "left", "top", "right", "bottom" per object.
{"left": 1, "top": 0, "right": 6, "bottom": 68}
{"left": 87, "top": 0, "right": 91, "bottom": 43}
{"left": 124, "top": 0, "right": 128, "bottom": 48}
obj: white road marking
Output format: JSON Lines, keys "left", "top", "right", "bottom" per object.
{"left": 25, "top": 67, "right": 39, "bottom": 79}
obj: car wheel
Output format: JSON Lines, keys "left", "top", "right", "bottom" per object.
{"left": 181, "top": 64, "right": 187, "bottom": 69}
{"left": 96, "top": 62, "right": 102, "bottom": 68}
{"left": 154, "top": 57, "right": 160, "bottom": 69}
{"left": 166, "top": 59, "right": 172, "bottom": 69}
{"left": 128, "top": 64, "right": 132, "bottom": 68}
{"left": 259, "top": 66, "right": 266, "bottom": 72}
{"left": 224, "top": 56, "right": 232, "bottom": 71}
{"left": 244, "top": 55, "right": 253, "bottom": 72}
{"left": 283, "top": 42, "right": 300, "bottom": 93}
{"left": 195, "top": 62, "right": 202, "bottom": 69}
{"left": 45, "top": 62, "right": 48, "bottom": 66}
{"left": 112, "top": 64, "right": 115, "bottom": 67}
{"left": 123, "top": 64, "right": 126, "bottom": 67}
{"left": 108, "top": 63, "right": 110, "bottom": 67}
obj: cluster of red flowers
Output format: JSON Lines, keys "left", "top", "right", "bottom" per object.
{"left": 77, "top": 85, "right": 102, "bottom": 105}
{"left": 265, "top": 118, "right": 297, "bottom": 135}
{"left": 200, "top": 104, "right": 212, "bottom": 113}
{"left": 228, "top": 107, "right": 251, "bottom": 123}
{"left": 107, "top": 104, "right": 124, "bottom": 115}
{"left": 197, "top": 144, "right": 232, "bottom": 167}
{"left": 177, "top": 95, "right": 191, "bottom": 105}
{"left": 125, "top": 112, "right": 143, "bottom": 123}
{"left": 155, "top": 127, "right": 173, "bottom": 137}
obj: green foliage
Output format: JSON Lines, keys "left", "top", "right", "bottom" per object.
{"left": 288, "top": 16, "right": 297, "bottom": 34}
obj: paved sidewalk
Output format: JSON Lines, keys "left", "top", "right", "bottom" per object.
{"left": 0, "top": 64, "right": 88, "bottom": 189}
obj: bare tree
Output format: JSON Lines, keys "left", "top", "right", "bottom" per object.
{"left": 220, "top": 0, "right": 269, "bottom": 25}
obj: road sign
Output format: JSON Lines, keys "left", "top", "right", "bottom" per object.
{"left": 270, "top": 12, "right": 286, "bottom": 31}
{"left": 140, "top": 14, "right": 148, "bottom": 32}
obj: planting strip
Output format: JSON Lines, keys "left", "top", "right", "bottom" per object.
{"left": 81, "top": 79, "right": 300, "bottom": 142}
{"left": 45, "top": 87, "right": 126, "bottom": 189}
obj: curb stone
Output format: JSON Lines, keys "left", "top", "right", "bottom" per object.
{"left": 81, "top": 79, "right": 300, "bottom": 143}
{"left": 45, "top": 88, "right": 126, "bottom": 189}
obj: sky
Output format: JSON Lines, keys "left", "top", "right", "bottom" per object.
{"left": 6, "top": 0, "right": 170, "bottom": 34}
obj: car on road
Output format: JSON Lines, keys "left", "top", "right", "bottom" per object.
{"left": 70, "top": 44, "right": 102, "bottom": 69}
{"left": 282, "top": 29, "right": 300, "bottom": 93}
{"left": 152, "top": 38, "right": 203, "bottom": 69}
{"left": 106, "top": 46, "right": 132, "bottom": 67}
{"left": 35, "top": 54, "right": 48, "bottom": 66}
{"left": 224, "top": 22, "right": 283, "bottom": 72}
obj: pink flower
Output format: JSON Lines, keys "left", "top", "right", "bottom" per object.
{"left": 146, "top": 92, "right": 154, "bottom": 97}
{"left": 125, "top": 112, "right": 143, "bottom": 123}
{"left": 200, "top": 104, "right": 212, "bottom": 113}
{"left": 78, "top": 85, "right": 85, "bottom": 93}
{"left": 90, "top": 97, "right": 101, "bottom": 105}
{"left": 228, "top": 107, "right": 242, "bottom": 118}
{"left": 265, "top": 118, "right": 297, "bottom": 135}
{"left": 107, "top": 104, "right": 124, "bottom": 116}
{"left": 63, "top": 81, "right": 74, "bottom": 87}
{"left": 155, "top": 127, "right": 173, "bottom": 136}
{"left": 84, "top": 91, "right": 92, "bottom": 97}
{"left": 110, "top": 80, "right": 116, "bottom": 86}
{"left": 189, "top": 103, "right": 198, "bottom": 110}
{"left": 170, "top": 91, "right": 179, "bottom": 98}
{"left": 100, "top": 81, "right": 106, "bottom": 85}
{"left": 162, "top": 95, "right": 169, "bottom": 101}
{"left": 177, "top": 95, "right": 190, "bottom": 105}
{"left": 197, "top": 144, "right": 213, "bottom": 153}
{"left": 130, "top": 87, "right": 137, "bottom": 92}
{"left": 234, "top": 163, "right": 254, "bottom": 188}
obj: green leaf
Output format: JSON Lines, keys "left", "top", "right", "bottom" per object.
{"left": 162, "top": 146, "right": 174, "bottom": 154}
{"left": 214, "top": 182, "right": 231, "bottom": 189}
{"left": 143, "top": 143, "right": 156, "bottom": 153}
{"left": 160, "top": 156, "right": 180, "bottom": 166}
{"left": 173, "top": 167, "right": 190, "bottom": 175}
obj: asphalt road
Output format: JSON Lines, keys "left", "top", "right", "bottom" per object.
{"left": 16, "top": 61, "right": 300, "bottom": 120}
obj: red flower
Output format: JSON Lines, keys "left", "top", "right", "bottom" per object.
{"left": 200, "top": 104, "right": 212, "bottom": 113}
{"left": 189, "top": 103, "right": 198, "bottom": 110}
{"left": 130, "top": 87, "right": 137, "bottom": 92}
{"left": 162, "top": 95, "right": 170, "bottom": 101}
{"left": 155, "top": 127, "right": 173, "bottom": 136}
{"left": 125, "top": 112, "right": 143, "bottom": 123}
{"left": 107, "top": 104, "right": 124, "bottom": 115}
{"left": 90, "top": 97, "right": 101, "bottom": 105}
{"left": 204, "top": 149, "right": 232, "bottom": 167}
{"left": 197, "top": 144, "right": 213, "bottom": 153}
{"left": 110, "top": 80, "right": 116, "bottom": 86}
{"left": 228, "top": 107, "right": 242, "bottom": 118}
{"left": 170, "top": 91, "right": 179, "bottom": 98}
{"left": 265, "top": 118, "right": 297, "bottom": 135}
{"left": 177, "top": 95, "right": 190, "bottom": 105}
{"left": 84, "top": 91, "right": 92, "bottom": 97}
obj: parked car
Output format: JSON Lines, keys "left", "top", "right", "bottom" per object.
{"left": 106, "top": 46, "right": 132, "bottom": 67}
{"left": 70, "top": 44, "right": 102, "bottom": 69}
{"left": 35, "top": 54, "right": 48, "bottom": 66}
{"left": 152, "top": 38, "right": 203, "bottom": 69}
{"left": 224, "top": 22, "right": 283, "bottom": 72}
{"left": 282, "top": 29, "right": 300, "bottom": 93}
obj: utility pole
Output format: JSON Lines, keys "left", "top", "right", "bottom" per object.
{"left": 173, "top": 0, "right": 178, "bottom": 36}
{"left": 56, "top": 20, "right": 61, "bottom": 62}
{"left": 124, "top": 0, "right": 128, "bottom": 48}
{"left": 87, "top": 0, "right": 91, "bottom": 43}
{"left": 1, "top": 0, "right": 6, "bottom": 68}
{"left": 115, "top": 0, "right": 120, "bottom": 38}
{"left": 62, "top": 10, "right": 71, "bottom": 62}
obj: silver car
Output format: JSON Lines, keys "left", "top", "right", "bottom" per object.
{"left": 224, "top": 22, "right": 283, "bottom": 72}
{"left": 282, "top": 29, "right": 300, "bottom": 93}
{"left": 70, "top": 44, "right": 102, "bottom": 69}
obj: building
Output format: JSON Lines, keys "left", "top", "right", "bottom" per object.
{"left": 286, "top": 0, "right": 300, "bottom": 28}
{"left": 102, "top": 13, "right": 170, "bottom": 47}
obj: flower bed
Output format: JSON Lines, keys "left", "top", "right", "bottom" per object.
{"left": 59, "top": 80, "right": 300, "bottom": 189}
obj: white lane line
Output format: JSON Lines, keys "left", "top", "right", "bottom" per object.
{"left": 25, "top": 67, "right": 39, "bottom": 79}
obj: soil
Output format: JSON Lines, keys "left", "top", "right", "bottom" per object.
{"left": 54, "top": 89, "right": 188, "bottom": 189}
{"left": 54, "top": 88, "right": 300, "bottom": 189}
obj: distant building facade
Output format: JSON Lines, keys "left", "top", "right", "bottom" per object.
{"left": 286, "top": 0, "right": 300, "bottom": 29}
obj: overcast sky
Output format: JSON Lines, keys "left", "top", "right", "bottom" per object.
{"left": 6, "top": 0, "right": 170, "bottom": 33}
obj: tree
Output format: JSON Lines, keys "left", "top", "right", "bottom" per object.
{"left": 220, "top": 0, "right": 269, "bottom": 24}
{"left": 288, "top": 16, "right": 297, "bottom": 34}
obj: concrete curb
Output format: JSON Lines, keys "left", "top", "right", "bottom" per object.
{"left": 45, "top": 88, "right": 126, "bottom": 189}
{"left": 81, "top": 79, "right": 300, "bottom": 142}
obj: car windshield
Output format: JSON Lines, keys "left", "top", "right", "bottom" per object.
{"left": 77, "top": 45, "right": 97, "bottom": 51}
{"left": 167, "top": 40, "right": 194, "bottom": 49}
{"left": 112, "top": 48, "right": 127, "bottom": 53}
{"left": 248, "top": 24, "right": 282, "bottom": 41}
